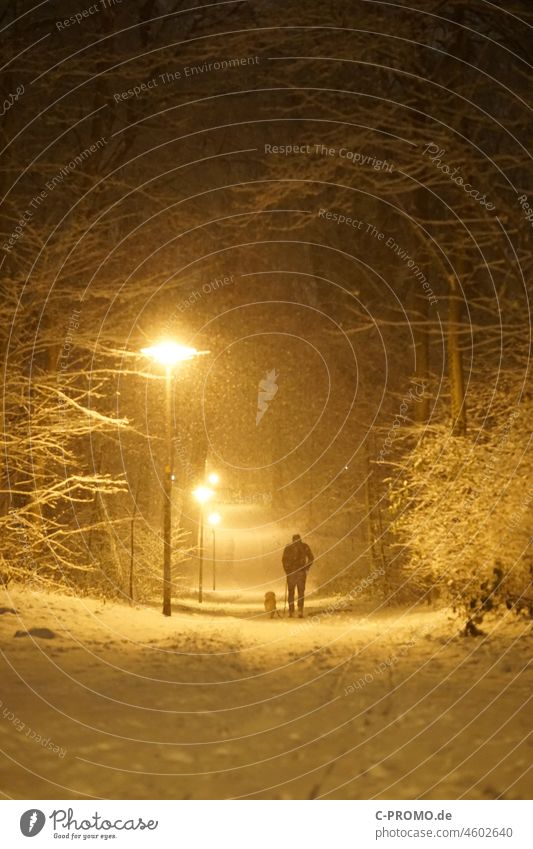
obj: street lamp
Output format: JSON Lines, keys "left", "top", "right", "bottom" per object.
{"left": 141, "top": 340, "right": 205, "bottom": 617}
{"left": 207, "top": 472, "right": 219, "bottom": 486}
{"left": 140, "top": 341, "right": 199, "bottom": 366}
{"left": 193, "top": 485, "right": 214, "bottom": 603}
{"left": 207, "top": 511, "right": 221, "bottom": 591}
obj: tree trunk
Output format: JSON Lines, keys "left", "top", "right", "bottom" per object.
{"left": 129, "top": 473, "right": 141, "bottom": 603}
{"left": 411, "top": 281, "right": 430, "bottom": 424}
{"left": 448, "top": 275, "right": 467, "bottom": 436}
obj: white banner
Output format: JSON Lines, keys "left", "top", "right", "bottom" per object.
{"left": 0, "top": 800, "right": 530, "bottom": 848}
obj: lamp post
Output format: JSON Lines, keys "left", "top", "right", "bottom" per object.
{"left": 207, "top": 511, "right": 221, "bottom": 591}
{"left": 141, "top": 341, "right": 205, "bottom": 617}
{"left": 192, "top": 485, "right": 214, "bottom": 603}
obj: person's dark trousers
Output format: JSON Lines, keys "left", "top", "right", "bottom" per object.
{"left": 286, "top": 569, "right": 307, "bottom": 615}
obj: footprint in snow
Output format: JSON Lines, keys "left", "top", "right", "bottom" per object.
{"left": 14, "top": 627, "right": 57, "bottom": 640}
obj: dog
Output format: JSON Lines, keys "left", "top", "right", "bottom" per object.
{"left": 264, "top": 591, "right": 282, "bottom": 618}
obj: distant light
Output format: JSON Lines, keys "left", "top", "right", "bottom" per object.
{"left": 193, "top": 486, "right": 214, "bottom": 505}
{"left": 207, "top": 472, "right": 219, "bottom": 486}
{"left": 207, "top": 511, "right": 221, "bottom": 526}
{"left": 170, "top": 474, "right": 176, "bottom": 481}
{"left": 141, "top": 341, "right": 199, "bottom": 366}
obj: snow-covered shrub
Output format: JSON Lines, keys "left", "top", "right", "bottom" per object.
{"left": 387, "top": 386, "right": 532, "bottom": 628}
{"left": 127, "top": 524, "right": 192, "bottom": 604}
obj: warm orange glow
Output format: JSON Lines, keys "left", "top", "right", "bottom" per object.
{"left": 141, "top": 341, "right": 199, "bottom": 366}
{"left": 193, "top": 486, "right": 214, "bottom": 505}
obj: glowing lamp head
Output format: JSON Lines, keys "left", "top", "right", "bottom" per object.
{"left": 141, "top": 341, "right": 199, "bottom": 367}
{"left": 207, "top": 472, "right": 219, "bottom": 486}
{"left": 207, "top": 511, "right": 221, "bottom": 526}
{"left": 193, "top": 486, "right": 214, "bottom": 505}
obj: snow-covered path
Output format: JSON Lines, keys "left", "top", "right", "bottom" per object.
{"left": 0, "top": 588, "right": 531, "bottom": 799}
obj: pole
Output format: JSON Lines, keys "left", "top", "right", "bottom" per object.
{"left": 162, "top": 366, "right": 173, "bottom": 617}
{"left": 198, "top": 506, "right": 204, "bottom": 603}
{"left": 212, "top": 528, "right": 216, "bottom": 591}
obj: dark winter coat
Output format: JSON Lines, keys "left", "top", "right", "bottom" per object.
{"left": 282, "top": 540, "right": 314, "bottom": 575}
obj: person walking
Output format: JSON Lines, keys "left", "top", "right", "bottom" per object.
{"left": 282, "top": 533, "right": 314, "bottom": 618}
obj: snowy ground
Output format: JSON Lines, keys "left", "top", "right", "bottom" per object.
{"left": 0, "top": 587, "right": 531, "bottom": 800}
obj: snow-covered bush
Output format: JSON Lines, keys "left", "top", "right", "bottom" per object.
{"left": 0, "top": 368, "right": 126, "bottom": 589}
{"left": 387, "top": 385, "right": 532, "bottom": 628}
{"left": 126, "top": 524, "right": 192, "bottom": 605}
